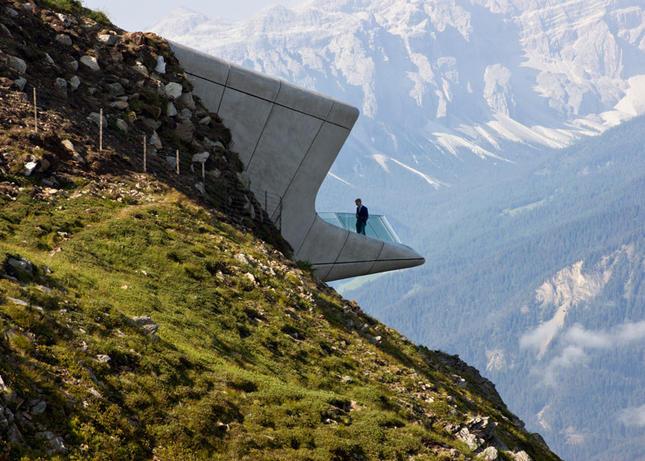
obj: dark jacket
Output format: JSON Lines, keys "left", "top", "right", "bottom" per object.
{"left": 356, "top": 205, "right": 369, "bottom": 223}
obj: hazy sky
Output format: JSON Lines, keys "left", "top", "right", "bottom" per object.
{"left": 83, "top": 0, "right": 302, "bottom": 31}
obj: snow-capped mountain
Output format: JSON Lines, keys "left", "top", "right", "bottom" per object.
{"left": 153, "top": 0, "right": 645, "bottom": 192}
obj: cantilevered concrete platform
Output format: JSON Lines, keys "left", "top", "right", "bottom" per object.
{"left": 171, "top": 42, "right": 425, "bottom": 281}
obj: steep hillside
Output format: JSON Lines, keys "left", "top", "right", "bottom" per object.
{"left": 0, "top": 1, "right": 560, "bottom": 460}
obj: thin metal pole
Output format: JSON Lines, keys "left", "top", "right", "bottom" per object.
{"left": 143, "top": 135, "right": 147, "bottom": 173}
{"left": 33, "top": 88, "right": 38, "bottom": 133}
{"left": 201, "top": 161, "right": 205, "bottom": 181}
{"left": 99, "top": 108, "right": 103, "bottom": 152}
{"left": 176, "top": 149, "right": 180, "bottom": 175}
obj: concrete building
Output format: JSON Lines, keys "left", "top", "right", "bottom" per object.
{"left": 171, "top": 42, "right": 424, "bottom": 281}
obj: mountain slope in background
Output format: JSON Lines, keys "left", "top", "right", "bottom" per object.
{"left": 153, "top": 1, "right": 645, "bottom": 460}
{"left": 346, "top": 115, "right": 645, "bottom": 461}
{"left": 153, "top": 0, "right": 645, "bottom": 200}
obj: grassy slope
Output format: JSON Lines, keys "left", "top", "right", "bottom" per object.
{"left": 0, "top": 173, "right": 558, "bottom": 460}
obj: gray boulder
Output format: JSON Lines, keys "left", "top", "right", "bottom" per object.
{"left": 8, "top": 55, "right": 26, "bottom": 74}
{"left": 177, "top": 92, "right": 196, "bottom": 110}
{"left": 98, "top": 34, "right": 118, "bottom": 46}
{"left": 54, "top": 78, "right": 67, "bottom": 96}
{"left": 5, "top": 255, "right": 36, "bottom": 280}
{"left": 68, "top": 76, "right": 81, "bottom": 91}
{"left": 80, "top": 55, "right": 100, "bottom": 72}
{"left": 87, "top": 112, "right": 107, "bottom": 127}
{"left": 14, "top": 77, "right": 27, "bottom": 91}
{"left": 115, "top": 119, "right": 128, "bottom": 133}
{"left": 130, "top": 316, "right": 159, "bottom": 336}
{"left": 55, "top": 34, "right": 72, "bottom": 46}
{"left": 155, "top": 56, "right": 166, "bottom": 74}
{"left": 164, "top": 82, "right": 183, "bottom": 100}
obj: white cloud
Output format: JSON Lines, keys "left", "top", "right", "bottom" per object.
{"left": 540, "top": 345, "right": 588, "bottom": 387}
{"left": 565, "top": 321, "right": 645, "bottom": 349}
{"left": 532, "top": 320, "right": 645, "bottom": 387}
{"left": 618, "top": 404, "right": 645, "bottom": 427}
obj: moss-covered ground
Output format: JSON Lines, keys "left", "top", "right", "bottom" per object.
{"left": 0, "top": 171, "right": 559, "bottom": 460}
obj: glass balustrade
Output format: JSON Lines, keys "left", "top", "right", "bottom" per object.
{"left": 319, "top": 212, "right": 402, "bottom": 244}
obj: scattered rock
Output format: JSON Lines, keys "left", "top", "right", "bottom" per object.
{"left": 192, "top": 152, "right": 210, "bottom": 163}
{"left": 44, "top": 53, "right": 55, "bottom": 67}
{"left": 164, "top": 82, "right": 183, "bottom": 100}
{"left": 115, "top": 119, "right": 128, "bottom": 133}
{"left": 130, "top": 316, "right": 159, "bottom": 336}
{"left": 175, "top": 120, "right": 194, "bottom": 143}
{"left": 244, "top": 273, "right": 256, "bottom": 284}
{"left": 110, "top": 100, "right": 129, "bottom": 110}
{"left": 0, "top": 23, "right": 12, "bottom": 38}
{"left": 0, "top": 375, "right": 9, "bottom": 394}
{"left": 477, "top": 447, "right": 498, "bottom": 460}
{"left": 199, "top": 116, "right": 212, "bottom": 125}
{"left": 177, "top": 92, "right": 195, "bottom": 110}
{"left": 54, "top": 78, "right": 67, "bottom": 96}
{"left": 8, "top": 55, "right": 27, "bottom": 74}
{"left": 67, "top": 59, "right": 79, "bottom": 72}
{"left": 457, "top": 427, "right": 482, "bottom": 450}
{"left": 80, "top": 55, "right": 100, "bottom": 72}
{"left": 132, "top": 61, "right": 149, "bottom": 77}
{"left": 55, "top": 34, "right": 72, "bottom": 46}
{"left": 87, "top": 112, "right": 107, "bottom": 127}
{"left": 4, "top": 7, "right": 18, "bottom": 18}
{"left": 178, "top": 108, "right": 193, "bottom": 120}
{"left": 23, "top": 160, "right": 38, "bottom": 176}
{"left": 167, "top": 102, "right": 177, "bottom": 117}
{"left": 14, "top": 77, "right": 27, "bottom": 91}
{"left": 8, "top": 424, "right": 23, "bottom": 443}
{"left": 107, "top": 82, "right": 125, "bottom": 96}
{"left": 61, "top": 139, "right": 76, "bottom": 155}
{"left": 36, "top": 431, "right": 67, "bottom": 455}
{"left": 155, "top": 56, "right": 166, "bottom": 74}
{"left": 142, "top": 118, "right": 162, "bottom": 131}
{"left": 237, "top": 172, "right": 251, "bottom": 189}
{"left": 31, "top": 400, "right": 47, "bottom": 416}
{"left": 98, "top": 34, "right": 118, "bottom": 46}
{"left": 5, "top": 255, "right": 36, "bottom": 280}
{"left": 195, "top": 182, "right": 205, "bottom": 194}
{"left": 96, "top": 354, "right": 111, "bottom": 364}
{"left": 507, "top": 451, "right": 532, "bottom": 461}
{"left": 149, "top": 131, "right": 162, "bottom": 149}
{"left": 66, "top": 76, "right": 80, "bottom": 91}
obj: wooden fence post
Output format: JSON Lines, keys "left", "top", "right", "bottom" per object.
{"left": 33, "top": 88, "right": 38, "bottom": 134}
{"left": 143, "top": 135, "right": 147, "bottom": 173}
{"left": 99, "top": 108, "right": 104, "bottom": 152}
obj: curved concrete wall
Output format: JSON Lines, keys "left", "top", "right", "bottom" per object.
{"left": 171, "top": 42, "right": 424, "bottom": 281}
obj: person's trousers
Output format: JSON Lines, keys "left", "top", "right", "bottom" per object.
{"left": 356, "top": 220, "right": 366, "bottom": 235}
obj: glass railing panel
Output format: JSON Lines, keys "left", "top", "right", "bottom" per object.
{"left": 319, "top": 212, "right": 401, "bottom": 244}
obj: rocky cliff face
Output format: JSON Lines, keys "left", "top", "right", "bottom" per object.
{"left": 0, "top": 1, "right": 562, "bottom": 459}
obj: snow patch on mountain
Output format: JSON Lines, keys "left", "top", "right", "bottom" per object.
{"left": 152, "top": 0, "right": 645, "bottom": 188}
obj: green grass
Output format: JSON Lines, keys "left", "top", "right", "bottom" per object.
{"left": 0, "top": 173, "right": 558, "bottom": 460}
{"left": 40, "top": 0, "right": 111, "bottom": 25}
